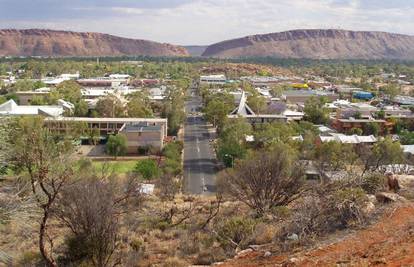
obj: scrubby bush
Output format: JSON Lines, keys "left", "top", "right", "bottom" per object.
{"left": 279, "top": 184, "right": 369, "bottom": 246}
{"left": 134, "top": 159, "right": 160, "bottom": 180}
{"left": 215, "top": 217, "right": 257, "bottom": 250}
{"left": 18, "top": 251, "right": 43, "bottom": 267}
{"left": 361, "top": 173, "right": 387, "bottom": 194}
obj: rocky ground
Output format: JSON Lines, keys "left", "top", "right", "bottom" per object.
{"left": 217, "top": 203, "right": 414, "bottom": 267}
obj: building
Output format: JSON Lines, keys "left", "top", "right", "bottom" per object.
{"left": 353, "top": 91, "right": 374, "bottom": 100}
{"left": 393, "top": 95, "right": 414, "bottom": 106}
{"left": 281, "top": 90, "right": 339, "bottom": 104}
{"left": 228, "top": 91, "right": 303, "bottom": 125}
{"left": 0, "top": 99, "right": 71, "bottom": 117}
{"left": 332, "top": 118, "right": 393, "bottom": 134}
{"left": 77, "top": 77, "right": 129, "bottom": 87}
{"left": 200, "top": 75, "right": 227, "bottom": 85}
{"left": 317, "top": 133, "right": 377, "bottom": 145}
{"left": 119, "top": 122, "right": 164, "bottom": 153}
{"left": 45, "top": 117, "right": 168, "bottom": 152}
{"left": 16, "top": 90, "right": 50, "bottom": 105}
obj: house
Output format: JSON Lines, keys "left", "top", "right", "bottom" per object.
{"left": 281, "top": 90, "right": 339, "bottom": 104}
{"left": 16, "top": 90, "right": 50, "bottom": 105}
{"left": 317, "top": 133, "right": 377, "bottom": 145}
{"left": 0, "top": 99, "right": 71, "bottom": 117}
{"left": 332, "top": 117, "right": 393, "bottom": 134}
{"left": 119, "top": 122, "right": 165, "bottom": 153}
{"left": 200, "top": 75, "right": 227, "bottom": 85}
{"left": 353, "top": 91, "right": 374, "bottom": 100}
{"left": 393, "top": 95, "right": 414, "bottom": 106}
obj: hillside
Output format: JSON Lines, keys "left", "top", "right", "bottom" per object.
{"left": 202, "top": 29, "right": 414, "bottom": 60}
{"left": 220, "top": 204, "right": 414, "bottom": 267}
{"left": 184, "top": 45, "right": 208, "bottom": 57}
{"left": 0, "top": 29, "right": 189, "bottom": 57}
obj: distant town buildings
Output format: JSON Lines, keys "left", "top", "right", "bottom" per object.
{"left": 200, "top": 74, "right": 227, "bottom": 85}
{"left": 0, "top": 99, "right": 72, "bottom": 117}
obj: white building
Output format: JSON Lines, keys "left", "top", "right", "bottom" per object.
{"left": 200, "top": 74, "right": 226, "bottom": 85}
{"left": 0, "top": 99, "right": 72, "bottom": 117}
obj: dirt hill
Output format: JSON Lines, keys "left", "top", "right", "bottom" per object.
{"left": 219, "top": 203, "right": 414, "bottom": 267}
{"left": 0, "top": 29, "right": 189, "bottom": 57}
{"left": 202, "top": 29, "right": 414, "bottom": 60}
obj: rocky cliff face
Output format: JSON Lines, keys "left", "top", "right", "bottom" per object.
{"left": 202, "top": 29, "right": 414, "bottom": 60}
{"left": 0, "top": 29, "right": 189, "bottom": 57}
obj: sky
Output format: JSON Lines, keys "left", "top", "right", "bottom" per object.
{"left": 0, "top": 0, "right": 413, "bottom": 45}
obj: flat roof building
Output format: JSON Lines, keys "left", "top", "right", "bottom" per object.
{"left": 200, "top": 74, "right": 227, "bottom": 85}
{"left": 0, "top": 99, "right": 70, "bottom": 117}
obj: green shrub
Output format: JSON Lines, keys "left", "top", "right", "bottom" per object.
{"left": 216, "top": 217, "right": 257, "bottom": 250}
{"left": 18, "top": 251, "right": 42, "bottom": 267}
{"left": 106, "top": 134, "right": 127, "bottom": 157}
{"left": 134, "top": 159, "right": 160, "bottom": 180}
{"left": 362, "top": 173, "right": 386, "bottom": 194}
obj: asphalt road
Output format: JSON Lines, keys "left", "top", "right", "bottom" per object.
{"left": 183, "top": 83, "right": 217, "bottom": 195}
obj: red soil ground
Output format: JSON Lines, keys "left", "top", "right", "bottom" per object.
{"left": 220, "top": 204, "right": 414, "bottom": 267}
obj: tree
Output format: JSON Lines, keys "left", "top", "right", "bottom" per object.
{"left": 106, "top": 135, "right": 127, "bottom": 158}
{"left": 204, "top": 99, "right": 231, "bottom": 130}
{"left": 247, "top": 94, "right": 267, "bottom": 114}
{"left": 219, "top": 143, "right": 305, "bottom": 216}
{"left": 363, "top": 122, "right": 380, "bottom": 136}
{"left": 315, "top": 141, "right": 357, "bottom": 173}
{"left": 126, "top": 91, "right": 153, "bottom": 118}
{"left": 95, "top": 95, "right": 125, "bottom": 117}
{"left": 358, "top": 137, "right": 405, "bottom": 175}
{"left": 33, "top": 80, "right": 46, "bottom": 89}
{"left": 349, "top": 127, "right": 363, "bottom": 135}
{"left": 13, "top": 79, "right": 35, "bottom": 91}
{"left": 30, "top": 95, "right": 48, "bottom": 105}
{"left": 8, "top": 117, "right": 76, "bottom": 267}
{"left": 134, "top": 159, "right": 160, "bottom": 180}
{"left": 56, "top": 172, "right": 142, "bottom": 267}
{"left": 217, "top": 118, "right": 252, "bottom": 167}
{"left": 89, "top": 127, "right": 101, "bottom": 145}
{"left": 74, "top": 100, "right": 89, "bottom": 117}
{"left": 304, "top": 97, "right": 329, "bottom": 124}
{"left": 253, "top": 122, "right": 295, "bottom": 147}
{"left": 162, "top": 88, "right": 185, "bottom": 136}
{"left": 54, "top": 80, "right": 82, "bottom": 103}
{"left": 399, "top": 130, "right": 414, "bottom": 145}
{"left": 381, "top": 83, "right": 400, "bottom": 99}
{"left": 0, "top": 95, "right": 7, "bottom": 105}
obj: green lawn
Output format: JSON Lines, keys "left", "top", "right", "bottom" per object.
{"left": 92, "top": 160, "right": 137, "bottom": 174}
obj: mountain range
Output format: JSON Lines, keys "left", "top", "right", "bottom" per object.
{"left": 1, "top": 29, "right": 414, "bottom": 60}
{"left": 0, "top": 29, "right": 188, "bottom": 57}
{"left": 202, "top": 29, "right": 414, "bottom": 60}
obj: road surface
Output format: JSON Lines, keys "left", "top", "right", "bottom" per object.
{"left": 183, "top": 82, "right": 217, "bottom": 195}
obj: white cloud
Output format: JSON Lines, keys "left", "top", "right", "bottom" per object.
{"left": 0, "top": 0, "right": 413, "bottom": 44}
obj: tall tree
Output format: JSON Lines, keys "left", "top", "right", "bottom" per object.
{"left": 304, "top": 96, "right": 329, "bottom": 125}
{"left": 95, "top": 95, "right": 125, "bottom": 118}
{"left": 126, "top": 91, "right": 153, "bottom": 118}
{"left": 106, "top": 135, "right": 127, "bottom": 158}
{"left": 220, "top": 143, "right": 305, "bottom": 216}
{"left": 8, "top": 117, "right": 76, "bottom": 267}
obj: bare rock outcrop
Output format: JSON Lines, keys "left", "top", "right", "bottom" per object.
{"left": 0, "top": 29, "right": 189, "bottom": 57}
{"left": 202, "top": 29, "right": 414, "bottom": 60}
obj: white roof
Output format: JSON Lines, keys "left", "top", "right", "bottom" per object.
{"left": 402, "top": 145, "right": 414, "bottom": 155}
{"left": 0, "top": 99, "right": 64, "bottom": 117}
{"left": 320, "top": 134, "right": 377, "bottom": 144}
{"left": 139, "top": 184, "right": 155, "bottom": 195}
{"left": 245, "top": 135, "right": 255, "bottom": 142}
{"left": 283, "top": 110, "right": 304, "bottom": 117}
{"left": 109, "top": 74, "right": 130, "bottom": 79}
